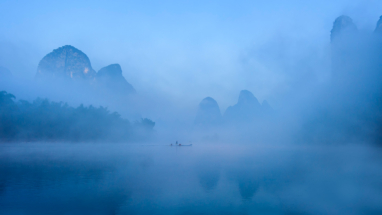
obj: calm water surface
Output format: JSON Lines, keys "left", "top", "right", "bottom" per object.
{"left": 0, "top": 143, "right": 381, "bottom": 214}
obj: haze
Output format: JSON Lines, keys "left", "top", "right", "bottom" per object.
{"left": 1, "top": 0, "right": 381, "bottom": 108}
{"left": 1, "top": 0, "right": 382, "bottom": 214}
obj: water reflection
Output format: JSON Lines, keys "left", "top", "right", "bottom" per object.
{"left": 238, "top": 177, "right": 259, "bottom": 200}
{"left": 197, "top": 159, "right": 220, "bottom": 192}
{"left": 0, "top": 153, "right": 129, "bottom": 214}
{"left": 0, "top": 143, "right": 381, "bottom": 214}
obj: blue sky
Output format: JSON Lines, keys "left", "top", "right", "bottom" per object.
{"left": 0, "top": 0, "right": 381, "bottom": 110}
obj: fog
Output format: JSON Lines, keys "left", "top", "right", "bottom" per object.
{"left": 1, "top": 143, "right": 382, "bottom": 214}
{"left": 1, "top": 0, "right": 382, "bottom": 214}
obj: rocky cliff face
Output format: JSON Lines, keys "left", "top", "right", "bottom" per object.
{"left": 194, "top": 97, "right": 222, "bottom": 126}
{"left": 96, "top": 64, "right": 136, "bottom": 94}
{"left": 313, "top": 15, "right": 382, "bottom": 144}
{"left": 36, "top": 45, "right": 137, "bottom": 97}
{"left": 36, "top": 45, "right": 96, "bottom": 80}
{"left": 330, "top": 15, "right": 357, "bottom": 42}
{"left": 330, "top": 16, "right": 361, "bottom": 83}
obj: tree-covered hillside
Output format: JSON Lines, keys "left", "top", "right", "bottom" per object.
{"left": 0, "top": 91, "right": 154, "bottom": 142}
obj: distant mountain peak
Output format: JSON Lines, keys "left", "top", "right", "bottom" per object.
{"left": 194, "top": 97, "right": 222, "bottom": 126}
{"left": 238, "top": 90, "right": 260, "bottom": 106}
{"left": 198, "top": 97, "right": 220, "bottom": 112}
{"left": 36, "top": 45, "right": 96, "bottom": 80}
{"left": 97, "top": 64, "right": 123, "bottom": 78}
{"left": 330, "top": 15, "right": 357, "bottom": 42}
{"left": 223, "top": 90, "right": 264, "bottom": 123}
{"left": 96, "top": 64, "right": 136, "bottom": 94}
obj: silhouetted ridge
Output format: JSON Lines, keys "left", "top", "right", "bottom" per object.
{"left": 224, "top": 90, "right": 262, "bottom": 123}
{"left": 96, "top": 64, "right": 136, "bottom": 94}
{"left": 237, "top": 90, "right": 261, "bottom": 106}
{"left": 330, "top": 15, "right": 357, "bottom": 42}
{"left": 375, "top": 16, "right": 382, "bottom": 33}
{"left": 194, "top": 97, "right": 222, "bottom": 126}
{"left": 304, "top": 15, "right": 382, "bottom": 144}
{"left": 36, "top": 45, "right": 96, "bottom": 80}
{"left": 262, "top": 100, "right": 273, "bottom": 113}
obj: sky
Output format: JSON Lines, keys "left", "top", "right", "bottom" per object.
{"left": 0, "top": 0, "right": 382, "bottom": 112}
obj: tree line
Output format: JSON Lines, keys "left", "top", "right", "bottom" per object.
{"left": 0, "top": 91, "right": 154, "bottom": 142}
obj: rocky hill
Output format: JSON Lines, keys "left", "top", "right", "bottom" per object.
{"left": 330, "top": 15, "right": 357, "bottom": 42}
{"left": 224, "top": 90, "right": 263, "bottom": 123}
{"left": 36, "top": 45, "right": 96, "bottom": 80}
{"left": 96, "top": 64, "right": 136, "bottom": 94}
{"left": 194, "top": 90, "right": 272, "bottom": 127}
{"left": 194, "top": 97, "right": 222, "bottom": 126}
{"left": 36, "top": 45, "right": 136, "bottom": 96}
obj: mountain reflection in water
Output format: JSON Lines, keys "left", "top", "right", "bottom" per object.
{"left": 0, "top": 143, "right": 381, "bottom": 214}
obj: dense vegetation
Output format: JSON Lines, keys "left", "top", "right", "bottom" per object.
{"left": 0, "top": 91, "right": 154, "bottom": 142}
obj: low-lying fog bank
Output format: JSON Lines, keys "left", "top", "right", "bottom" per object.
{"left": 0, "top": 142, "right": 381, "bottom": 214}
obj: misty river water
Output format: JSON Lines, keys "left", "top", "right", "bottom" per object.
{"left": 0, "top": 143, "right": 381, "bottom": 215}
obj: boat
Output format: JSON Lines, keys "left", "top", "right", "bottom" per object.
{"left": 170, "top": 142, "right": 192, "bottom": 146}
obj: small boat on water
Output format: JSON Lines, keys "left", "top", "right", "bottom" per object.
{"left": 170, "top": 141, "right": 192, "bottom": 146}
